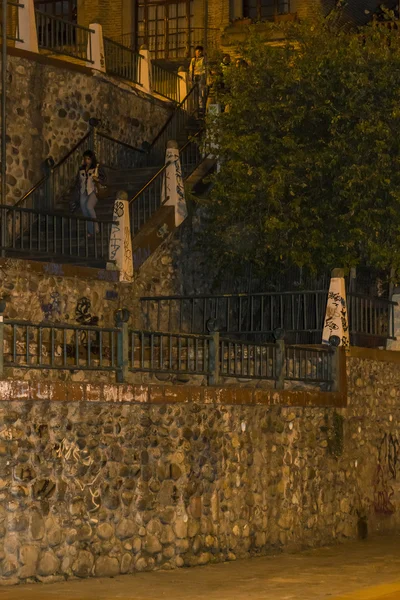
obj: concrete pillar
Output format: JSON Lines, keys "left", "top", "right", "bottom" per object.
{"left": 162, "top": 141, "right": 187, "bottom": 226}
{"left": 322, "top": 268, "right": 350, "bottom": 348}
{"left": 139, "top": 45, "right": 152, "bottom": 95}
{"left": 88, "top": 22, "right": 106, "bottom": 72}
{"left": 178, "top": 67, "right": 188, "bottom": 102}
{"left": 15, "top": 0, "right": 38, "bottom": 53}
{"left": 109, "top": 191, "right": 134, "bottom": 283}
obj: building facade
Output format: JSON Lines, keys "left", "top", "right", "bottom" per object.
{"left": 31, "top": 0, "right": 399, "bottom": 60}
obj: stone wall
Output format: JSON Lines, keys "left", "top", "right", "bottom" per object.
{"left": 6, "top": 49, "right": 171, "bottom": 204}
{"left": 0, "top": 350, "right": 398, "bottom": 583}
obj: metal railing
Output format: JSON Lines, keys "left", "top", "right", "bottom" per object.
{"left": 147, "top": 84, "right": 199, "bottom": 165}
{"left": 285, "top": 344, "right": 334, "bottom": 384}
{"left": 0, "top": 1, "right": 23, "bottom": 42}
{"left": 0, "top": 315, "right": 338, "bottom": 390}
{"left": 35, "top": 10, "right": 93, "bottom": 63}
{"left": 179, "top": 129, "right": 204, "bottom": 179}
{"left": 18, "top": 130, "right": 94, "bottom": 210}
{"left": 0, "top": 204, "right": 114, "bottom": 262}
{"left": 104, "top": 37, "right": 142, "bottom": 85}
{"left": 151, "top": 62, "right": 181, "bottom": 102}
{"left": 3, "top": 321, "right": 119, "bottom": 372}
{"left": 220, "top": 338, "right": 276, "bottom": 380}
{"left": 140, "top": 291, "right": 329, "bottom": 344}
{"left": 130, "top": 330, "right": 211, "bottom": 377}
{"left": 139, "top": 290, "right": 397, "bottom": 347}
{"left": 18, "top": 129, "right": 147, "bottom": 212}
{"left": 348, "top": 293, "right": 396, "bottom": 342}
{"left": 94, "top": 132, "right": 147, "bottom": 170}
{"left": 129, "top": 163, "right": 168, "bottom": 236}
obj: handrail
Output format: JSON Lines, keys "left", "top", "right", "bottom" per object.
{"left": 5, "top": 319, "right": 119, "bottom": 333}
{"left": 15, "top": 130, "right": 93, "bottom": 208}
{"left": 129, "top": 162, "right": 169, "bottom": 206}
{"left": 104, "top": 36, "right": 143, "bottom": 55}
{"left": 148, "top": 84, "right": 198, "bottom": 151}
{"left": 140, "top": 290, "right": 329, "bottom": 301}
{"left": 0, "top": 204, "right": 116, "bottom": 224}
{"left": 35, "top": 9, "right": 94, "bottom": 34}
{"left": 348, "top": 291, "right": 397, "bottom": 306}
{"left": 179, "top": 128, "right": 204, "bottom": 153}
{"left": 97, "top": 131, "right": 145, "bottom": 155}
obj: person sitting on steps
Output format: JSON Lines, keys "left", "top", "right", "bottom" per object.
{"left": 77, "top": 150, "right": 106, "bottom": 237}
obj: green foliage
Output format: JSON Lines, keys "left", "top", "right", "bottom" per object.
{"left": 203, "top": 10, "right": 400, "bottom": 276}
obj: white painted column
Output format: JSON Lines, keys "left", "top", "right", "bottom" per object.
{"left": 88, "top": 22, "right": 106, "bottom": 73}
{"left": 15, "top": 0, "right": 38, "bottom": 53}
{"left": 139, "top": 45, "right": 152, "bottom": 95}
{"left": 109, "top": 191, "right": 134, "bottom": 282}
{"left": 178, "top": 67, "right": 188, "bottom": 102}
{"left": 161, "top": 141, "right": 187, "bottom": 226}
{"left": 322, "top": 268, "right": 350, "bottom": 348}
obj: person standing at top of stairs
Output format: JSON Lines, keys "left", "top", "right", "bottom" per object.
{"left": 190, "top": 46, "right": 207, "bottom": 116}
{"left": 77, "top": 150, "right": 107, "bottom": 237}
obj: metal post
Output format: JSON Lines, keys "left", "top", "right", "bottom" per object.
{"left": 209, "top": 331, "right": 220, "bottom": 385}
{"left": 116, "top": 308, "right": 130, "bottom": 383}
{"left": 329, "top": 336, "right": 341, "bottom": 392}
{"left": 0, "top": 300, "right": 5, "bottom": 378}
{"left": 275, "top": 338, "right": 285, "bottom": 390}
{"left": 1, "top": 0, "right": 7, "bottom": 210}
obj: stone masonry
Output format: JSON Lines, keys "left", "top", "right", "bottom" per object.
{"left": 6, "top": 50, "right": 171, "bottom": 205}
{"left": 0, "top": 350, "right": 397, "bottom": 583}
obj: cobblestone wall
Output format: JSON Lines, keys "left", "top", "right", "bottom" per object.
{"left": 0, "top": 352, "right": 398, "bottom": 583}
{"left": 6, "top": 51, "right": 170, "bottom": 205}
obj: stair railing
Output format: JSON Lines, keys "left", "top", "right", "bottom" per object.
{"left": 17, "top": 130, "right": 95, "bottom": 211}
{"left": 146, "top": 83, "right": 199, "bottom": 166}
{"left": 151, "top": 62, "right": 181, "bottom": 102}
{"left": 17, "top": 129, "right": 147, "bottom": 212}
{"left": 129, "top": 163, "right": 169, "bottom": 236}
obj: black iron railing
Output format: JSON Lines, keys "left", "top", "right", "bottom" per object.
{"left": 139, "top": 290, "right": 397, "bottom": 347}
{"left": 0, "top": 204, "right": 114, "bottom": 262}
{"left": 0, "top": 1, "right": 23, "bottom": 42}
{"left": 139, "top": 291, "right": 329, "bottom": 344}
{"left": 129, "top": 163, "right": 168, "bottom": 236}
{"left": 104, "top": 37, "right": 142, "bottom": 85}
{"left": 151, "top": 62, "right": 181, "bottom": 102}
{"left": 148, "top": 84, "right": 199, "bottom": 165}
{"left": 18, "top": 129, "right": 147, "bottom": 212}
{"left": 18, "top": 131, "right": 94, "bottom": 211}
{"left": 0, "top": 317, "right": 338, "bottom": 389}
{"left": 94, "top": 132, "right": 147, "bottom": 170}
{"left": 348, "top": 293, "right": 396, "bottom": 343}
{"left": 35, "top": 10, "right": 93, "bottom": 62}
{"left": 179, "top": 129, "right": 203, "bottom": 179}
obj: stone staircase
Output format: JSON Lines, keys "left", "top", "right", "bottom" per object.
{"left": 5, "top": 85, "right": 214, "bottom": 272}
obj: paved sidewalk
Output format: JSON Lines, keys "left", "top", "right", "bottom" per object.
{"left": 0, "top": 536, "right": 400, "bottom": 599}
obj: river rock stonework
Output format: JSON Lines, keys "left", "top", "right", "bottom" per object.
{"left": 6, "top": 53, "right": 170, "bottom": 204}
{"left": 0, "top": 354, "right": 398, "bottom": 583}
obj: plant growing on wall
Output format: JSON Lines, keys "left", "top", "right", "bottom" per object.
{"left": 202, "top": 9, "right": 400, "bottom": 277}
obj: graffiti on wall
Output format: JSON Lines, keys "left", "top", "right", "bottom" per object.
{"left": 75, "top": 297, "right": 99, "bottom": 327}
{"left": 41, "top": 292, "right": 63, "bottom": 321}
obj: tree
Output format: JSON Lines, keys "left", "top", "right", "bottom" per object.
{"left": 201, "top": 10, "right": 400, "bottom": 279}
